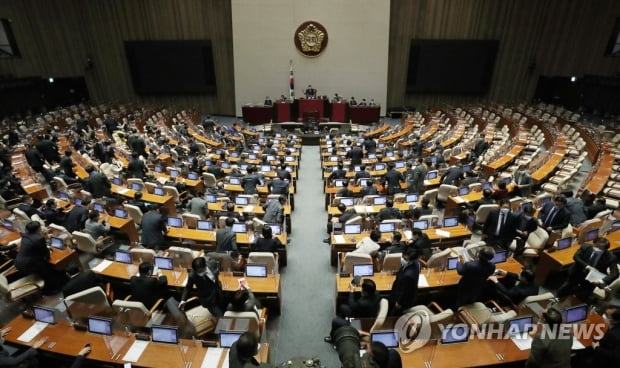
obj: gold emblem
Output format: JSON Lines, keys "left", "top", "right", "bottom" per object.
{"left": 297, "top": 24, "right": 325, "bottom": 53}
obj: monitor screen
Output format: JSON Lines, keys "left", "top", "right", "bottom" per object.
{"left": 490, "top": 251, "right": 507, "bottom": 264}
{"left": 229, "top": 177, "right": 241, "bottom": 185}
{"left": 344, "top": 224, "right": 361, "bottom": 234}
{"left": 371, "top": 331, "right": 399, "bottom": 348}
{"left": 406, "top": 194, "right": 418, "bottom": 203}
{"left": 339, "top": 197, "right": 354, "bottom": 207}
{"left": 453, "top": 147, "right": 463, "bottom": 156}
{"left": 426, "top": 171, "right": 438, "bottom": 179}
{"left": 426, "top": 141, "right": 434, "bottom": 148}
{"left": 557, "top": 237, "right": 573, "bottom": 250}
{"left": 502, "top": 176, "right": 512, "bottom": 185}
{"left": 385, "top": 151, "right": 394, "bottom": 157}
{"left": 268, "top": 224, "right": 282, "bottom": 235}
{"left": 131, "top": 183, "right": 143, "bottom": 191}
{"left": 368, "top": 153, "right": 376, "bottom": 159}
{"left": 154, "top": 166, "right": 163, "bottom": 173}
{"left": 2, "top": 219, "right": 12, "bottom": 231}
{"left": 373, "top": 197, "right": 387, "bottom": 206}
{"left": 153, "top": 187, "right": 165, "bottom": 196}
{"left": 33, "top": 306, "right": 55, "bottom": 324}
{"left": 74, "top": 198, "right": 82, "bottom": 206}
{"left": 329, "top": 156, "right": 339, "bottom": 162}
{"left": 93, "top": 203, "right": 105, "bottom": 213}
{"left": 114, "top": 208, "right": 127, "bottom": 218}
{"left": 354, "top": 165, "right": 361, "bottom": 172}
{"left": 359, "top": 179, "right": 369, "bottom": 187}
{"left": 482, "top": 182, "right": 493, "bottom": 191}
{"left": 114, "top": 251, "right": 132, "bottom": 264}
{"left": 151, "top": 325, "right": 178, "bottom": 344}
{"left": 285, "top": 156, "right": 295, "bottom": 162}
{"left": 508, "top": 316, "right": 534, "bottom": 335}
{"left": 220, "top": 331, "right": 243, "bottom": 348}
{"left": 443, "top": 217, "right": 458, "bottom": 228}
{"left": 585, "top": 229, "right": 599, "bottom": 241}
{"left": 334, "top": 179, "right": 346, "bottom": 188}
{"left": 88, "top": 317, "right": 112, "bottom": 335}
{"left": 169, "top": 169, "right": 180, "bottom": 178}
{"left": 413, "top": 220, "right": 428, "bottom": 230}
{"left": 221, "top": 162, "right": 230, "bottom": 169}
{"left": 205, "top": 194, "right": 216, "bottom": 203}
{"left": 167, "top": 217, "right": 182, "bottom": 228}
{"left": 430, "top": 156, "right": 438, "bottom": 164}
{"left": 59, "top": 191, "right": 69, "bottom": 200}
{"left": 565, "top": 305, "right": 588, "bottom": 323}
{"left": 215, "top": 149, "right": 223, "bottom": 155}
{"left": 154, "top": 256, "right": 173, "bottom": 270}
{"left": 266, "top": 155, "right": 275, "bottom": 162}
{"left": 246, "top": 264, "right": 267, "bottom": 277}
{"left": 447, "top": 257, "right": 459, "bottom": 270}
{"left": 204, "top": 160, "right": 212, "bottom": 167}
{"left": 374, "top": 163, "right": 386, "bottom": 171}
{"left": 260, "top": 165, "right": 271, "bottom": 172}
{"left": 462, "top": 164, "right": 471, "bottom": 172}
{"left": 378, "top": 143, "right": 386, "bottom": 149}
{"left": 353, "top": 263, "right": 374, "bottom": 277}
{"left": 458, "top": 187, "right": 470, "bottom": 196}
{"left": 235, "top": 197, "right": 249, "bottom": 206}
{"left": 197, "top": 220, "right": 213, "bottom": 231}
{"left": 248, "top": 154, "right": 257, "bottom": 160}
{"left": 230, "top": 151, "right": 239, "bottom": 158}
{"left": 378, "top": 222, "right": 395, "bottom": 233}
{"left": 112, "top": 177, "right": 123, "bottom": 186}
{"left": 441, "top": 325, "right": 469, "bottom": 344}
{"left": 231, "top": 223, "right": 247, "bottom": 233}
{"left": 50, "top": 237, "right": 64, "bottom": 250}
{"left": 188, "top": 172, "right": 198, "bottom": 180}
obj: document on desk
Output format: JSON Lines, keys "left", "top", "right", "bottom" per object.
{"left": 201, "top": 347, "right": 225, "bottom": 368}
{"left": 354, "top": 205, "right": 367, "bottom": 214}
{"left": 122, "top": 340, "right": 149, "bottom": 362}
{"left": 17, "top": 321, "right": 47, "bottom": 342}
{"left": 157, "top": 177, "right": 167, "bottom": 185}
{"left": 245, "top": 205, "right": 254, "bottom": 212}
{"left": 510, "top": 333, "right": 534, "bottom": 350}
{"left": 403, "top": 230, "right": 412, "bottom": 240}
{"left": 333, "top": 235, "right": 345, "bottom": 244}
{"left": 91, "top": 259, "right": 113, "bottom": 273}
{"left": 572, "top": 339, "right": 585, "bottom": 350}
{"left": 117, "top": 188, "right": 130, "bottom": 194}
{"left": 435, "top": 229, "right": 451, "bottom": 238}
{"left": 418, "top": 274, "right": 429, "bottom": 287}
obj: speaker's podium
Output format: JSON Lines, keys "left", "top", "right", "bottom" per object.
{"left": 275, "top": 101, "right": 291, "bottom": 122}
{"left": 331, "top": 101, "right": 347, "bottom": 122}
{"left": 298, "top": 99, "right": 324, "bottom": 120}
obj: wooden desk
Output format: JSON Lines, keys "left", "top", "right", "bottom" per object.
{"left": 482, "top": 144, "right": 525, "bottom": 176}
{"left": 532, "top": 148, "right": 567, "bottom": 183}
{"left": 0, "top": 227, "right": 22, "bottom": 246}
{"left": 3, "top": 315, "right": 269, "bottom": 367}
{"left": 111, "top": 184, "right": 175, "bottom": 214}
{"left": 49, "top": 247, "right": 82, "bottom": 271}
{"left": 584, "top": 153, "right": 614, "bottom": 195}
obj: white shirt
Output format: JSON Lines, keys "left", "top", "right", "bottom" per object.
{"left": 352, "top": 237, "right": 380, "bottom": 256}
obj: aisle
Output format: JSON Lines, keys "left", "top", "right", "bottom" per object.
{"left": 270, "top": 145, "right": 339, "bottom": 367}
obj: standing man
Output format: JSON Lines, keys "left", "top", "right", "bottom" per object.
{"left": 362, "top": 136, "right": 376, "bottom": 155}
{"left": 389, "top": 248, "right": 421, "bottom": 315}
{"left": 241, "top": 166, "right": 263, "bottom": 195}
{"left": 440, "top": 162, "right": 464, "bottom": 186}
{"left": 407, "top": 157, "right": 427, "bottom": 194}
{"left": 514, "top": 165, "right": 533, "bottom": 197}
{"left": 180, "top": 257, "right": 224, "bottom": 316}
{"left": 455, "top": 246, "right": 496, "bottom": 307}
{"left": 346, "top": 143, "right": 363, "bottom": 166}
{"left": 482, "top": 199, "right": 519, "bottom": 250}
{"left": 140, "top": 204, "right": 168, "bottom": 250}
{"left": 383, "top": 163, "right": 405, "bottom": 195}
{"left": 127, "top": 152, "right": 148, "bottom": 179}
{"left": 263, "top": 196, "right": 285, "bottom": 225}
{"left": 59, "top": 150, "right": 77, "bottom": 180}
{"left": 130, "top": 262, "right": 168, "bottom": 309}
{"left": 216, "top": 217, "right": 238, "bottom": 253}
{"left": 537, "top": 196, "right": 571, "bottom": 233}
{"left": 83, "top": 166, "right": 112, "bottom": 199}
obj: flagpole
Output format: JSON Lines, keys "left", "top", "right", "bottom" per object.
{"left": 289, "top": 59, "right": 295, "bottom": 102}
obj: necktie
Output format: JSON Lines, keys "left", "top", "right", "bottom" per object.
{"left": 495, "top": 213, "right": 504, "bottom": 236}
{"left": 544, "top": 208, "right": 556, "bottom": 227}
{"left": 588, "top": 251, "right": 601, "bottom": 267}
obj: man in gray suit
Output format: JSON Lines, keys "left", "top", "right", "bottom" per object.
{"left": 216, "top": 217, "right": 238, "bottom": 252}
{"left": 514, "top": 165, "right": 533, "bottom": 197}
{"left": 186, "top": 191, "right": 208, "bottom": 219}
{"left": 407, "top": 157, "right": 427, "bottom": 194}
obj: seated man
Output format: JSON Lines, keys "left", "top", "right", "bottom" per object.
{"left": 487, "top": 268, "right": 538, "bottom": 305}
{"left": 253, "top": 225, "right": 284, "bottom": 253}
{"left": 331, "top": 326, "right": 402, "bottom": 368}
{"left": 376, "top": 199, "right": 401, "bottom": 222}
{"left": 84, "top": 210, "right": 110, "bottom": 239}
{"left": 228, "top": 332, "right": 271, "bottom": 368}
{"left": 325, "top": 203, "right": 357, "bottom": 242}
{"left": 129, "top": 262, "right": 168, "bottom": 309}
{"left": 351, "top": 229, "right": 381, "bottom": 257}
{"left": 226, "top": 287, "right": 261, "bottom": 317}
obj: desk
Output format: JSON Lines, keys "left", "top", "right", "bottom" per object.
{"left": 3, "top": 315, "right": 269, "bottom": 367}
{"left": 585, "top": 153, "right": 614, "bottom": 195}
{"left": 349, "top": 106, "right": 380, "bottom": 124}
{"left": 111, "top": 184, "right": 175, "bottom": 214}
{"left": 482, "top": 144, "right": 525, "bottom": 177}
{"left": 298, "top": 99, "right": 324, "bottom": 120}
{"left": 363, "top": 124, "right": 390, "bottom": 138}
{"left": 49, "top": 247, "right": 82, "bottom": 271}
{"left": 532, "top": 148, "right": 567, "bottom": 184}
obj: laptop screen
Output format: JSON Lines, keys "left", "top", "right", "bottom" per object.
{"left": 426, "top": 141, "right": 434, "bottom": 148}
{"left": 248, "top": 154, "right": 258, "bottom": 160}
{"left": 565, "top": 305, "right": 588, "bottom": 323}
{"left": 131, "top": 183, "right": 143, "bottom": 191}
{"left": 344, "top": 224, "right": 361, "bottom": 234}
{"left": 374, "top": 163, "right": 386, "bottom": 171}
{"left": 329, "top": 156, "right": 338, "bottom": 162}
{"left": 261, "top": 165, "right": 271, "bottom": 172}
{"left": 154, "top": 166, "right": 163, "bottom": 173}
{"left": 379, "top": 222, "right": 395, "bottom": 233}
{"left": 74, "top": 198, "right": 82, "bottom": 206}
{"left": 462, "top": 164, "right": 471, "bottom": 172}
{"left": 406, "top": 194, "right": 418, "bottom": 203}
{"left": 353, "top": 263, "right": 374, "bottom": 277}
{"left": 426, "top": 171, "right": 438, "bottom": 179}
{"left": 268, "top": 224, "right": 282, "bottom": 235}
{"left": 112, "top": 177, "right": 123, "bottom": 186}
{"left": 502, "top": 177, "right": 512, "bottom": 185}
{"left": 458, "top": 187, "right": 470, "bottom": 196}
{"left": 235, "top": 197, "right": 249, "bottom": 206}
{"left": 205, "top": 194, "right": 217, "bottom": 203}
{"left": 93, "top": 203, "right": 105, "bottom": 213}
{"left": 367, "top": 153, "right": 376, "bottom": 159}
{"left": 373, "top": 197, "right": 387, "bottom": 206}
{"left": 285, "top": 156, "right": 295, "bottom": 162}
{"left": 154, "top": 256, "right": 173, "bottom": 270}
{"left": 229, "top": 177, "right": 241, "bottom": 185}
{"left": 441, "top": 325, "right": 469, "bottom": 344}
{"left": 585, "top": 229, "right": 599, "bottom": 241}
{"left": 359, "top": 179, "right": 369, "bottom": 187}
{"left": 33, "top": 306, "right": 55, "bottom": 324}
{"left": 221, "top": 162, "right": 230, "bottom": 169}
{"left": 395, "top": 161, "right": 405, "bottom": 169}
{"left": 508, "top": 316, "right": 534, "bottom": 335}
{"left": 557, "top": 237, "right": 572, "bottom": 250}
{"left": 220, "top": 331, "right": 243, "bottom": 348}
{"left": 2, "top": 219, "right": 12, "bottom": 231}
{"left": 246, "top": 264, "right": 267, "bottom": 277}
{"left": 167, "top": 217, "right": 182, "bottom": 228}
{"left": 152, "top": 326, "right": 178, "bottom": 344}
{"left": 386, "top": 151, "right": 393, "bottom": 157}
{"left": 50, "top": 237, "right": 64, "bottom": 250}
{"left": 88, "top": 317, "right": 112, "bottom": 335}
{"left": 334, "top": 179, "right": 346, "bottom": 188}
{"left": 490, "top": 251, "right": 508, "bottom": 264}
{"left": 188, "top": 172, "right": 198, "bottom": 180}
{"left": 114, "top": 208, "right": 127, "bottom": 218}
{"left": 169, "top": 169, "right": 179, "bottom": 178}
{"left": 339, "top": 197, "right": 354, "bottom": 207}
{"left": 232, "top": 223, "right": 247, "bottom": 233}
{"left": 353, "top": 165, "right": 361, "bottom": 172}
{"left": 413, "top": 220, "right": 428, "bottom": 230}
{"left": 197, "top": 220, "right": 213, "bottom": 231}
{"left": 371, "top": 331, "right": 399, "bottom": 348}
{"left": 153, "top": 187, "right": 165, "bottom": 196}
{"left": 447, "top": 257, "right": 459, "bottom": 270}
{"left": 114, "top": 251, "right": 132, "bottom": 264}
{"left": 443, "top": 217, "right": 458, "bottom": 228}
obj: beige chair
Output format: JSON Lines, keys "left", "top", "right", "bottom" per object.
{"left": 182, "top": 213, "right": 201, "bottom": 229}
{"left": 223, "top": 310, "right": 264, "bottom": 337}
{"left": 143, "top": 182, "right": 157, "bottom": 194}
{"left": 437, "top": 184, "right": 458, "bottom": 203}
{"left": 475, "top": 204, "right": 499, "bottom": 226}
{"left": 419, "top": 215, "right": 439, "bottom": 228}
{"left": 458, "top": 301, "right": 517, "bottom": 326}
{"left": 203, "top": 173, "right": 217, "bottom": 188}
{"left": 403, "top": 301, "right": 454, "bottom": 324}
{"left": 130, "top": 248, "right": 156, "bottom": 264}
{"left": 127, "top": 178, "right": 145, "bottom": 188}
{"left": 71, "top": 231, "right": 114, "bottom": 255}
{"left": 381, "top": 253, "right": 402, "bottom": 273}
{"left": 163, "top": 186, "right": 188, "bottom": 205}
{"left": 344, "top": 216, "right": 363, "bottom": 225}
{"left": 0, "top": 273, "right": 44, "bottom": 303}
{"left": 342, "top": 253, "right": 373, "bottom": 274}
{"left": 518, "top": 292, "right": 555, "bottom": 309}
{"left": 64, "top": 286, "right": 113, "bottom": 322}
{"left": 593, "top": 264, "right": 620, "bottom": 301}
{"left": 0, "top": 195, "right": 21, "bottom": 211}
{"left": 248, "top": 252, "right": 278, "bottom": 274}
{"left": 422, "top": 189, "right": 438, "bottom": 206}
{"left": 113, "top": 297, "right": 163, "bottom": 330}
{"left": 124, "top": 204, "right": 143, "bottom": 227}
{"left": 177, "top": 297, "right": 216, "bottom": 337}
{"left": 53, "top": 176, "right": 81, "bottom": 192}
{"left": 369, "top": 298, "right": 389, "bottom": 332}
{"left": 167, "top": 246, "right": 198, "bottom": 269}
{"left": 422, "top": 248, "right": 452, "bottom": 270}
{"left": 12, "top": 208, "right": 30, "bottom": 222}
{"left": 508, "top": 226, "right": 549, "bottom": 256}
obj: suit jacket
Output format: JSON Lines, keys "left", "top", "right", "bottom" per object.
{"left": 62, "top": 270, "right": 101, "bottom": 297}
{"left": 64, "top": 205, "right": 89, "bottom": 232}
{"left": 538, "top": 203, "right": 570, "bottom": 231}
{"left": 361, "top": 186, "right": 379, "bottom": 197}
{"left": 348, "top": 291, "right": 381, "bottom": 318}
{"left": 456, "top": 259, "right": 495, "bottom": 306}
{"left": 494, "top": 271, "right": 538, "bottom": 305}
{"left": 565, "top": 197, "right": 587, "bottom": 226}
{"left": 36, "top": 139, "right": 60, "bottom": 162}
{"left": 127, "top": 158, "right": 147, "bottom": 179}
{"left": 571, "top": 244, "right": 619, "bottom": 285}
{"left": 182, "top": 271, "right": 222, "bottom": 309}
{"left": 25, "top": 148, "right": 45, "bottom": 169}
{"left": 377, "top": 207, "right": 401, "bottom": 222}
{"left": 241, "top": 173, "right": 262, "bottom": 194}
{"left": 141, "top": 212, "right": 167, "bottom": 247}
{"left": 15, "top": 233, "right": 50, "bottom": 274}
{"left": 130, "top": 274, "right": 168, "bottom": 309}
{"left": 253, "top": 237, "right": 284, "bottom": 253}
{"left": 408, "top": 164, "right": 427, "bottom": 194}
{"left": 84, "top": 172, "right": 112, "bottom": 198}
{"left": 441, "top": 166, "right": 464, "bottom": 185}
{"left": 59, "top": 156, "right": 76, "bottom": 178}
{"left": 526, "top": 330, "right": 572, "bottom": 368}
{"left": 354, "top": 171, "right": 371, "bottom": 181}
{"left": 593, "top": 323, "right": 620, "bottom": 365}
{"left": 347, "top": 147, "right": 363, "bottom": 165}
{"left": 390, "top": 260, "right": 420, "bottom": 310}
{"left": 483, "top": 210, "right": 519, "bottom": 241}
{"left": 216, "top": 227, "right": 238, "bottom": 252}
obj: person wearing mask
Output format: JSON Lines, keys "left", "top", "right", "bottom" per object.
{"left": 526, "top": 307, "right": 572, "bottom": 368}
{"left": 591, "top": 302, "right": 620, "bottom": 365}
{"left": 514, "top": 165, "right": 533, "bottom": 197}
{"left": 253, "top": 225, "right": 284, "bottom": 253}
{"left": 241, "top": 166, "right": 263, "bottom": 195}
{"left": 537, "top": 196, "right": 570, "bottom": 233}
{"left": 562, "top": 191, "right": 587, "bottom": 226}
{"left": 130, "top": 262, "right": 168, "bottom": 309}
{"left": 514, "top": 204, "right": 538, "bottom": 255}
{"left": 455, "top": 246, "right": 496, "bottom": 307}
{"left": 180, "top": 257, "right": 224, "bottom": 317}
{"left": 17, "top": 195, "right": 42, "bottom": 218}
{"left": 84, "top": 210, "right": 110, "bottom": 239}
{"left": 482, "top": 199, "right": 519, "bottom": 250}
{"left": 389, "top": 248, "right": 421, "bottom": 315}
{"left": 487, "top": 268, "right": 538, "bottom": 305}
{"left": 41, "top": 198, "right": 65, "bottom": 225}
{"left": 407, "top": 158, "right": 428, "bottom": 194}
{"left": 216, "top": 217, "right": 238, "bottom": 253}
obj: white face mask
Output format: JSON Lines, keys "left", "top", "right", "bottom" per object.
{"left": 501, "top": 208, "right": 510, "bottom": 214}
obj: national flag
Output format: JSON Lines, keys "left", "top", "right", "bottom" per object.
{"left": 289, "top": 60, "right": 295, "bottom": 101}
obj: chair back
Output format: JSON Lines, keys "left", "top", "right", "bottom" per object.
{"left": 344, "top": 216, "right": 363, "bottom": 225}
{"left": 12, "top": 208, "right": 30, "bottom": 222}
{"left": 369, "top": 298, "right": 389, "bottom": 332}
{"left": 475, "top": 204, "right": 499, "bottom": 224}
{"left": 425, "top": 248, "right": 452, "bottom": 270}
{"left": 519, "top": 292, "right": 554, "bottom": 307}
{"left": 437, "top": 184, "right": 458, "bottom": 202}
{"left": 182, "top": 213, "right": 201, "bottom": 229}
{"left": 342, "top": 253, "right": 372, "bottom": 274}
{"left": 168, "top": 246, "right": 196, "bottom": 269}
{"left": 223, "top": 311, "right": 261, "bottom": 337}
{"left": 163, "top": 186, "right": 180, "bottom": 202}
{"left": 381, "top": 253, "right": 402, "bottom": 272}
{"left": 526, "top": 226, "right": 550, "bottom": 251}
{"left": 64, "top": 286, "right": 112, "bottom": 322}
{"left": 248, "top": 252, "right": 278, "bottom": 274}
{"left": 130, "top": 248, "right": 156, "bottom": 264}
{"left": 72, "top": 231, "right": 98, "bottom": 254}
{"left": 124, "top": 204, "right": 143, "bottom": 225}
{"left": 203, "top": 173, "right": 217, "bottom": 188}
{"left": 112, "top": 299, "right": 150, "bottom": 328}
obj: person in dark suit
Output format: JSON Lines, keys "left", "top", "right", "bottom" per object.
{"left": 228, "top": 332, "right": 266, "bottom": 368}
{"left": 346, "top": 143, "right": 363, "bottom": 166}
{"left": 180, "top": 257, "right": 224, "bottom": 317}
{"left": 253, "top": 225, "right": 284, "bottom": 253}
{"left": 410, "top": 229, "right": 432, "bottom": 259}
{"left": 360, "top": 179, "right": 378, "bottom": 197}
{"left": 304, "top": 85, "right": 316, "bottom": 98}
{"left": 17, "top": 195, "right": 42, "bottom": 218}
{"left": 376, "top": 199, "right": 401, "bottom": 222}
{"left": 537, "top": 195, "right": 570, "bottom": 233}
{"left": 329, "top": 162, "right": 347, "bottom": 182}
{"left": 241, "top": 166, "right": 263, "bottom": 195}
{"left": 0, "top": 331, "right": 47, "bottom": 368}
{"left": 83, "top": 166, "right": 112, "bottom": 198}
{"left": 482, "top": 199, "right": 519, "bottom": 249}
{"left": 407, "top": 158, "right": 427, "bottom": 194}
{"left": 557, "top": 237, "right": 619, "bottom": 299}
{"left": 472, "top": 134, "right": 489, "bottom": 158}
{"left": 585, "top": 197, "right": 608, "bottom": 219}
{"left": 513, "top": 165, "right": 533, "bottom": 197}
{"left": 269, "top": 173, "right": 289, "bottom": 195}
{"left": 354, "top": 165, "right": 371, "bottom": 181}
{"left": 526, "top": 307, "right": 572, "bottom": 368}
{"left": 441, "top": 163, "right": 464, "bottom": 185}
{"left": 592, "top": 307, "right": 620, "bottom": 365}
{"left": 263, "top": 96, "right": 273, "bottom": 106}
{"left": 62, "top": 264, "right": 103, "bottom": 297}
{"left": 389, "top": 248, "right": 421, "bottom": 315}
{"left": 59, "top": 150, "right": 77, "bottom": 179}
{"left": 64, "top": 198, "right": 90, "bottom": 232}
{"left": 488, "top": 268, "right": 538, "bottom": 305}
{"left": 362, "top": 137, "right": 376, "bottom": 154}
{"left": 40, "top": 198, "right": 65, "bottom": 225}
{"left": 129, "top": 133, "right": 147, "bottom": 157}
{"left": 130, "top": 262, "right": 168, "bottom": 309}
{"left": 455, "top": 246, "right": 496, "bottom": 307}
{"left": 25, "top": 147, "right": 53, "bottom": 183}
{"left": 331, "top": 326, "right": 402, "bottom": 368}
{"left": 140, "top": 204, "right": 167, "bottom": 250}
{"left": 35, "top": 135, "right": 60, "bottom": 164}
{"left": 126, "top": 191, "right": 149, "bottom": 214}
{"left": 384, "top": 163, "right": 405, "bottom": 195}
{"left": 514, "top": 204, "right": 538, "bottom": 254}
{"left": 326, "top": 279, "right": 381, "bottom": 342}
{"left": 127, "top": 152, "right": 148, "bottom": 179}
{"left": 216, "top": 217, "right": 238, "bottom": 252}
{"left": 474, "top": 188, "right": 496, "bottom": 210}
{"left": 15, "top": 221, "right": 67, "bottom": 294}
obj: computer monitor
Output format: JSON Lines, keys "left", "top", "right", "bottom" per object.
{"left": 378, "top": 143, "right": 386, "bottom": 149}
{"left": 426, "top": 141, "right": 434, "bottom": 148}
{"left": 565, "top": 304, "right": 588, "bottom": 323}
{"left": 114, "top": 251, "right": 132, "bottom": 264}
{"left": 205, "top": 194, "right": 216, "bottom": 203}
{"left": 557, "top": 237, "right": 573, "bottom": 250}
{"left": 267, "top": 224, "right": 282, "bottom": 235}
{"left": 373, "top": 197, "right": 387, "bottom": 206}
{"left": 339, "top": 197, "right": 354, "bottom": 207}
{"left": 490, "top": 251, "right": 508, "bottom": 264}
{"left": 353, "top": 264, "right": 374, "bottom": 277}
{"left": 167, "top": 217, "right": 182, "bottom": 228}
{"left": 353, "top": 165, "right": 361, "bottom": 172}
{"left": 374, "top": 163, "right": 386, "bottom": 171}
{"left": 3, "top": 219, "right": 13, "bottom": 231}
{"left": 266, "top": 155, "right": 275, "bottom": 162}
{"left": 114, "top": 208, "right": 127, "bottom": 218}
{"left": 344, "top": 224, "right": 362, "bottom": 234}
{"left": 458, "top": 187, "right": 470, "bottom": 196}
{"left": 462, "top": 164, "right": 471, "bottom": 172}
{"left": 93, "top": 203, "right": 105, "bottom": 213}
{"left": 154, "top": 256, "right": 173, "bottom": 270}
{"left": 87, "top": 317, "right": 112, "bottom": 335}
{"left": 379, "top": 222, "right": 395, "bottom": 233}
{"left": 426, "top": 171, "right": 438, "bottom": 179}
{"left": 59, "top": 191, "right": 70, "bottom": 200}
{"left": 585, "top": 228, "right": 599, "bottom": 241}
{"left": 405, "top": 194, "right": 418, "bottom": 203}
{"left": 502, "top": 176, "right": 512, "bottom": 185}
{"left": 229, "top": 177, "right": 241, "bottom": 185}
{"left": 507, "top": 316, "right": 534, "bottom": 335}
{"left": 368, "top": 153, "right": 376, "bottom": 159}
{"left": 187, "top": 172, "right": 198, "bottom": 181}
{"left": 131, "top": 183, "right": 143, "bottom": 191}
{"left": 235, "top": 197, "right": 249, "bottom": 206}
{"left": 482, "top": 182, "right": 493, "bottom": 191}
{"left": 215, "top": 149, "right": 223, "bottom": 155}
{"left": 371, "top": 331, "right": 399, "bottom": 348}
{"left": 430, "top": 156, "right": 437, "bottom": 164}
{"left": 246, "top": 264, "right": 267, "bottom": 277}
{"left": 153, "top": 187, "right": 165, "bottom": 196}
{"left": 359, "top": 178, "right": 369, "bottom": 187}
{"left": 154, "top": 166, "right": 164, "bottom": 173}
{"left": 231, "top": 223, "right": 247, "bottom": 233}
{"left": 329, "top": 156, "right": 339, "bottom": 162}
{"left": 453, "top": 147, "right": 463, "bottom": 156}
{"left": 334, "top": 179, "right": 346, "bottom": 188}
{"left": 33, "top": 306, "right": 55, "bottom": 324}
{"left": 74, "top": 198, "right": 82, "bottom": 206}
{"left": 413, "top": 220, "right": 428, "bottom": 230}
{"left": 204, "top": 160, "right": 212, "bottom": 167}
{"left": 50, "top": 237, "right": 64, "bottom": 250}
{"left": 219, "top": 331, "right": 243, "bottom": 348}
{"left": 112, "top": 177, "right": 123, "bottom": 186}
{"left": 260, "top": 165, "right": 271, "bottom": 172}
{"left": 248, "top": 153, "right": 257, "bottom": 160}
{"left": 385, "top": 151, "right": 394, "bottom": 157}
{"left": 395, "top": 161, "right": 404, "bottom": 169}
{"left": 221, "top": 162, "right": 230, "bottom": 169}
{"left": 285, "top": 156, "right": 295, "bottom": 162}
{"left": 442, "top": 217, "right": 458, "bottom": 228}
{"left": 151, "top": 325, "right": 178, "bottom": 344}
{"left": 197, "top": 220, "right": 213, "bottom": 231}
{"left": 167, "top": 169, "right": 177, "bottom": 178}
{"left": 441, "top": 325, "right": 469, "bottom": 344}
{"left": 447, "top": 257, "right": 459, "bottom": 270}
